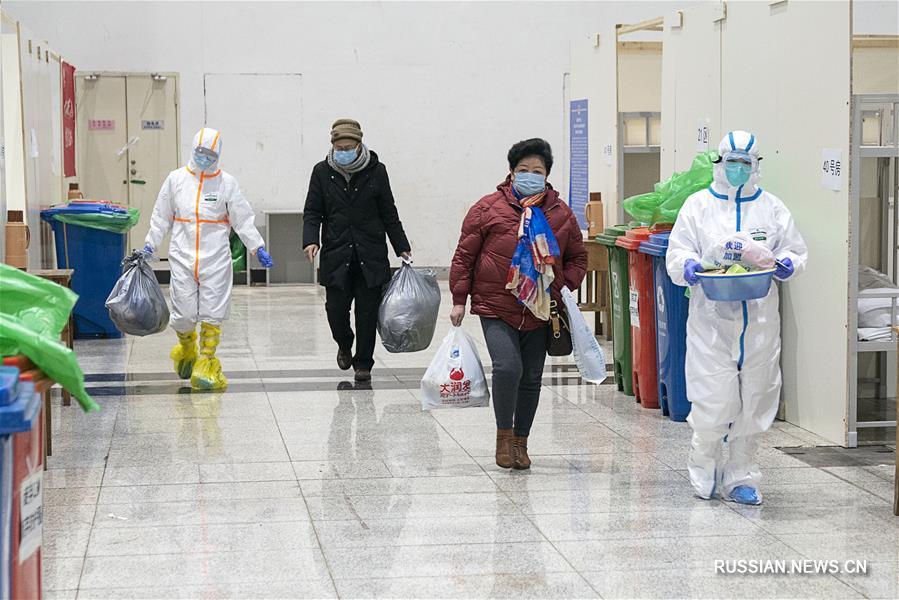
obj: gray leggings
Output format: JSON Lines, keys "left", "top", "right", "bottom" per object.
{"left": 480, "top": 317, "right": 548, "bottom": 437}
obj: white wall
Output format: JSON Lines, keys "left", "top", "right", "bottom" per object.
{"left": 568, "top": 25, "right": 619, "bottom": 225}
{"left": 661, "top": 1, "right": 853, "bottom": 445}
{"left": 853, "top": 44, "right": 899, "bottom": 94}
{"left": 19, "top": 22, "right": 58, "bottom": 268}
{"left": 5, "top": 0, "right": 672, "bottom": 267}
{"left": 2, "top": 33, "right": 25, "bottom": 214}
{"left": 854, "top": 0, "right": 899, "bottom": 35}
{"left": 618, "top": 42, "right": 662, "bottom": 113}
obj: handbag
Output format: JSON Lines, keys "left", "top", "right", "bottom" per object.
{"left": 546, "top": 298, "right": 573, "bottom": 356}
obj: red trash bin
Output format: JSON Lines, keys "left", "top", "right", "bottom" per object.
{"left": 615, "top": 226, "right": 667, "bottom": 409}
{"left": 1, "top": 358, "right": 46, "bottom": 599}
{"left": 11, "top": 389, "right": 43, "bottom": 600}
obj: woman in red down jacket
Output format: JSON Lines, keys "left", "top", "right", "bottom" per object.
{"left": 449, "top": 138, "right": 587, "bottom": 470}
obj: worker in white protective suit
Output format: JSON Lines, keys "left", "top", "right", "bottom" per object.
{"left": 144, "top": 127, "right": 273, "bottom": 390}
{"left": 666, "top": 130, "right": 808, "bottom": 506}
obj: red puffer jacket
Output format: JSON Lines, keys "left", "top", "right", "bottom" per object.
{"left": 450, "top": 179, "right": 588, "bottom": 331}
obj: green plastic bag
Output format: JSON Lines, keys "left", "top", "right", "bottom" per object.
{"left": 49, "top": 206, "right": 140, "bottom": 233}
{"left": 230, "top": 231, "right": 247, "bottom": 272}
{"left": 0, "top": 264, "right": 99, "bottom": 412}
{"left": 623, "top": 151, "right": 716, "bottom": 225}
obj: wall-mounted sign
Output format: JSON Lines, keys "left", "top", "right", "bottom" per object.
{"left": 142, "top": 119, "right": 165, "bottom": 130}
{"left": 88, "top": 119, "right": 116, "bottom": 131}
{"left": 569, "top": 99, "right": 589, "bottom": 229}
{"left": 821, "top": 148, "right": 843, "bottom": 191}
{"left": 62, "top": 62, "right": 76, "bottom": 176}
{"left": 696, "top": 118, "right": 710, "bottom": 152}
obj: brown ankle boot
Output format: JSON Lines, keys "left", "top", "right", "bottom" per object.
{"left": 512, "top": 435, "right": 531, "bottom": 470}
{"left": 495, "top": 429, "right": 514, "bottom": 468}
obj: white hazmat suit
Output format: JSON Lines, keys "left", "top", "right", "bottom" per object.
{"left": 666, "top": 131, "right": 808, "bottom": 503}
{"left": 145, "top": 128, "right": 264, "bottom": 332}
{"left": 145, "top": 128, "right": 265, "bottom": 390}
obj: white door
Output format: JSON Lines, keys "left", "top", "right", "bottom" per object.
{"left": 75, "top": 75, "right": 128, "bottom": 204}
{"left": 125, "top": 75, "right": 180, "bottom": 257}
{"left": 75, "top": 73, "right": 179, "bottom": 256}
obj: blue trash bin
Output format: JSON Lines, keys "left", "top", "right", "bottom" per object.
{"left": 639, "top": 232, "right": 691, "bottom": 422}
{"left": 0, "top": 367, "right": 40, "bottom": 599}
{"left": 41, "top": 203, "right": 128, "bottom": 339}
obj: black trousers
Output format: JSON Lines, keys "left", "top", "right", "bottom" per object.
{"left": 325, "top": 262, "right": 383, "bottom": 371}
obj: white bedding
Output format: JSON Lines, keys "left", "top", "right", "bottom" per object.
{"left": 858, "top": 327, "right": 894, "bottom": 342}
{"left": 857, "top": 267, "right": 899, "bottom": 340}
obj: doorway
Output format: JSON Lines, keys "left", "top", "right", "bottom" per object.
{"left": 74, "top": 72, "right": 180, "bottom": 258}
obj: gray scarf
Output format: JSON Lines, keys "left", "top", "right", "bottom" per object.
{"left": 327, "top": 143, "right": 371, "bottom": 182}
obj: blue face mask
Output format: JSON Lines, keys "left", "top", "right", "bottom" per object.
{"left": 193, "top": 150, "right": 217, "bottom": 172}
{"left": 512, "top": 172, "right": 546, "bottom": 197}
{"left": 725, "top": 161, "right": 752, "bottom": 187}
{"left": 334, "top": 148, "right": 358, "bottom": 166}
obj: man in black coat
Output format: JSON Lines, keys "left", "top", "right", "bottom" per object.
{"left": 303, "top": 119, "right": 411, "bottom": 382}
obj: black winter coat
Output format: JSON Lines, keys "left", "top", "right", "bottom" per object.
{"left": 302, "top": 151, "right": 411, "bottom": 289}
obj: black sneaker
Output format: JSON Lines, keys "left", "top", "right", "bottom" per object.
{"left": 354, "top": 369, "right": 372, "bottom": 383}
{"left": 337, "top": 348, "right": 353, "bottom": 371}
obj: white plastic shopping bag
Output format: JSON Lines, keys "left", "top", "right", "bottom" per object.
{"left": 700, "top": 232, "right": 774, "bottom": 271}
{"left": 420, "top": 327, "right": 490, "bottom": 409}
{"left": 561, "top": 286, "right": 607, "bottom": 384}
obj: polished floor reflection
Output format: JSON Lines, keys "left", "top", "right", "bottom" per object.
{"left": 44, "top": 285, "right": 897, "bottom": 599}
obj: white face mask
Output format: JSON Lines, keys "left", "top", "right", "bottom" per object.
{"left": 513, "top": 172, "right": 546, "bottom": 197}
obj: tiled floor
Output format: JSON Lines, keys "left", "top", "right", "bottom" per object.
{"left": 44, "top": 284, "right": 898, "bottom": 599}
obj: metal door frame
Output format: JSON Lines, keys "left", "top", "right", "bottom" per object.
{"left": 617, "top": 111, "right": 661, "bottom": 224}
{"left": 848, "top": 93, "right": 899, "bottom": 447}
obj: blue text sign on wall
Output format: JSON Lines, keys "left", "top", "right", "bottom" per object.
{"left": 569, "top": 99, "right": 589, "bottom": 229}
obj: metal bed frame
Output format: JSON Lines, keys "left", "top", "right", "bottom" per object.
{"left": 848, "top": 94, "right": 899, "bottom": 447}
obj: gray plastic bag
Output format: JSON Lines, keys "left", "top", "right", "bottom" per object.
{"left": 105, "top": 250, "right": 170, "bottom": 336}
{"left": 378, "top": 262, "right": 441, "bottom": 353}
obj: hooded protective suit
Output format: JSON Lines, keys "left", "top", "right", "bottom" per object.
{"left": 145, "top": 128, "right": 264, "bottom": 332}
{"left": 666, "top": 131, "right": 808, "bottom": 503}
{"left": 145, "top": 128, "right": 266, "bottom": 390}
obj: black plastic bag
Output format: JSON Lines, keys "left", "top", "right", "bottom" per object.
{"left": 105, "top": 250, "right": 170, "bottom": 336}
{"left": 378, "top": 262, "right": 441, "bottom": 353}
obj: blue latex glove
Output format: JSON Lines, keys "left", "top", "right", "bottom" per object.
{"left": 257, "top": 247, "right": 273, "bottom": 269}
{"left": 684, "top": 259, "right": 702, "bottom": 286}
{"left": 774, "top": 257, "right": 794, "bottom": 280}
{"left": 142, "top": 243, "right": 154, "bottom": 256}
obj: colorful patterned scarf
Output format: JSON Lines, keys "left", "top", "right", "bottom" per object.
{"left": 505, "top": 192, "right": 560, "bottom": 320}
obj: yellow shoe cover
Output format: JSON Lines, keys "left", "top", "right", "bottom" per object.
{"left": 171, "top": 330, "right": 198, "bottom": 380}
{"left": 190, "top": 322, "right": 227, "bottom": 390}
{"left": 190, "top": 356, "right": 228, "bottom": 390}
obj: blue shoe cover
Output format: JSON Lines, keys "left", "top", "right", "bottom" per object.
{"left": 729, "top": 485, "right": 762, "bottom": 505}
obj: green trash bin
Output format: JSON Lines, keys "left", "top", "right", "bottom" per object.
{"left": 596, "top": 225, "right": 635, "bottom": 396}
{"left": 230, "top": 231, "right": 247, "bottom": 273}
